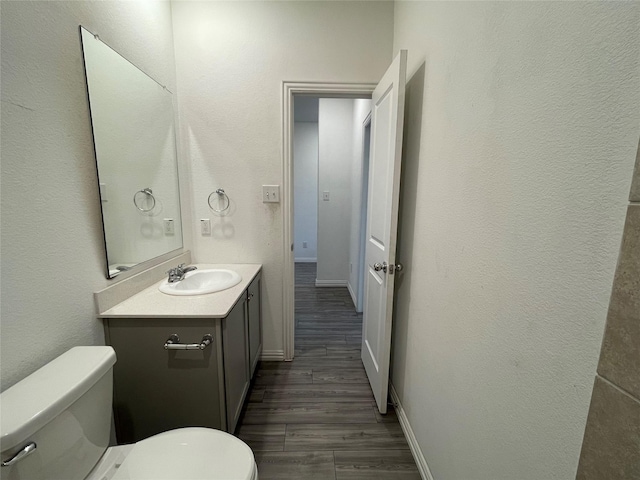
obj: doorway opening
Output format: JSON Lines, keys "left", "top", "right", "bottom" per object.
{"left": 282, "top": 82, "right": 376, "bottom": 361}
{"left": 283, "top": 53, "right": 407, "bottom": 414}
{"left": 291, "top": 95, "right": 372, "bottom": 359}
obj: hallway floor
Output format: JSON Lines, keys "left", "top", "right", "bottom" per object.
{"left": 236, "top": 263, "right": 420, "bottom": 479}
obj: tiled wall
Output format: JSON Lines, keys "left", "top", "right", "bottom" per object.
{"left": 576, "top": 141, "right": 640, "bottom": 479}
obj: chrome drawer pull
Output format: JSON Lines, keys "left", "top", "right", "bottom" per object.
{"left": 164, "top": 334, "right": 213, "bottom": 350}
{"left": 2, "top": 442, "right": 36, "bottom": 467}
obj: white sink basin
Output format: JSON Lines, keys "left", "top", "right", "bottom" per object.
{"left": 159, "top": 269, "right": 242, "bottom": 296}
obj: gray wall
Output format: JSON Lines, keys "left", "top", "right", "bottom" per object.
{"left": 293, "top": 121, "right": 319, "bottom": 262}
{"left": 0, "top": 1, "right": 180, "bottom": 391}
{"left": 316, "top": 98, "right": 355, "bottom": 285}
{"left": 390, "top": 2, "right": 640, "bottom": 478}
{"left": 171, "top": 1, "right": 394, "bottom": 356}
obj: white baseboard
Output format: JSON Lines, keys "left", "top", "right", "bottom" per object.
{"left": 315, "top": 279, "right": 348, "bottom": 287}
{"left": 260, "top": 350, "right": 284, "bottom": 361}
{"left": 390, "top": 383, "right": 434, "bottom": 480}
{"left": 294, "top": 257, "right": 317, "bottom": 263}
{"left": 347, "top": 281, "right": 358, "bottom": 308}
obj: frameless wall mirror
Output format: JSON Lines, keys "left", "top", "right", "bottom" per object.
{"left": 80, "top": 26, "right": 183, "bottom": 279}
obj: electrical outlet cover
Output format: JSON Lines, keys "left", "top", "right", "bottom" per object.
{"left": 163, "top": 218, "right": 175, "bottom": 235}
{"left": 200, "top": 219, "right": 211, "bottom": 236}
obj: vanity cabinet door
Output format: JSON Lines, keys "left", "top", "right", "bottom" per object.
{"left": 222, "top": 296, "right": 250, "bottom": 434}
{"left": 106, "top": 318, "right": 224, "bottom": 444}
{"left": 247, "top": 273, "right": 262, "bottom": 377}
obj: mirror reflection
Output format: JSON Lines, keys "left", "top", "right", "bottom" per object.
{"left": 80, "top": 26, "right": 183, "bottom": 278}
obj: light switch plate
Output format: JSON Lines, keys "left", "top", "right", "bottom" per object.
{"left": 323, "top": 191, "right": 330, "bottom": 201}
{"left": 263, "top": 185, "right": 280, "bottom": 203}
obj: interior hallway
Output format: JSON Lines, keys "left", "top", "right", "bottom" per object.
{"left": 236, "top": 263, "right": 420, "bottom": 479}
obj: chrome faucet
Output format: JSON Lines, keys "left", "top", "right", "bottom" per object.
{"left": 167, "top": 263, "right": 197, "bottom": 283}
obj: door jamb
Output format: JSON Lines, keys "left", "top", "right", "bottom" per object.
{"left": 356, "top": 112, "right": 372, "bottom": 312}
{"left": 282, "top": 82, "right": 376, "bottom": 360}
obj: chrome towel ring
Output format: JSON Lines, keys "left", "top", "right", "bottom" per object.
{"left": 133, "top": 188, "right": 156, "bottom": 212}
{"left": 208, "top": 188, "right": 230, "bottom": 213}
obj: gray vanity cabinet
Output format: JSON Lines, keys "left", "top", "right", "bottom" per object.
{"left": 106, "top": 318, "right": 225, "bottom": 444}
{"left": 247, "top": 274, "right": 262, "bottom": 376}
{"left": 222, "top": 295, "right": 250, "bottom": 434}
{"left": 104, "top": 270, "right": 262, "bottom": 443}
{"left": 223, "top": 272, "right": 263, "bottom": 433}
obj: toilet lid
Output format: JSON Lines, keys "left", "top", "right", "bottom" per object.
{"left": 112, "top": 427, "right": 255, "bottom": 480}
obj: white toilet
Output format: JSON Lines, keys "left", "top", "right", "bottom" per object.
{"left": 0, "top": 347, "right": 258, "bottom": 480}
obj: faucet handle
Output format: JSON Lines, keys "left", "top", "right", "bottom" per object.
{"left": 166, "top": 266, "right": 181, "bottom": 282}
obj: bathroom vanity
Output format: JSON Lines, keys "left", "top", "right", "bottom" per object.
{"left": 98, "top": 264, "right": 262, "bottom": 443}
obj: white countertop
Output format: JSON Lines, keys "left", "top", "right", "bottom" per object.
{"left": 98, "top": 264, "right": 262, "bottom": 319}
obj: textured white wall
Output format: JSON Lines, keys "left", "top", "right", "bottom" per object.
{"left": 171, "top": 1, "right": 394, "bottom": 353}
{"left": 293, "top": 122, "right": 318, "bottom": 262}
{"left": 391, "top": 2, "right": 640, "bottom": 479}
{"left": 0, "top": 1, "right": 179, "bottom": 391}
{"left": 348, "top": 99, "right": 371, "bottom": 309}
{"left": 317, "top": 98, "right": 355, "bottom": 284}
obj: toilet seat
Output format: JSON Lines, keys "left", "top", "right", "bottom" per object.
{"left": 108, "top": 428, "right": 257, "bottom": 480}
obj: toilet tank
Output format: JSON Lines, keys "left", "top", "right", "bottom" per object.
{"left": 1, "top": 347, "right": 116, "bottom": 480}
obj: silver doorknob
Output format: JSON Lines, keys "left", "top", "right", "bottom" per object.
{"left": 373, "top": 262, "right": 387, "bottom": 273}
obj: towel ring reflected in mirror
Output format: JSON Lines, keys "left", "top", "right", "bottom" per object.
{"left": 208, "top": 188, "right": 230, "bottom": 213}
{"left": 133, "top": 188, "right": 156, "bottom": 212}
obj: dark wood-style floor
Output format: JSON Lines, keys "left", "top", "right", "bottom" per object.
{"left": 236, "top": 263, "right": 420, "bottom": 479}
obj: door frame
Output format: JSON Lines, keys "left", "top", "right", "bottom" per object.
{"left": 356, "top": 112, "right": 372, "bottom": 312}
{"left": 282, "top": 82, "right": 376, "bottom": 361}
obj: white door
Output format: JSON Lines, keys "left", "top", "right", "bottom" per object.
{"left": 361, "top": 50, "right": 407, "bottom": 414}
